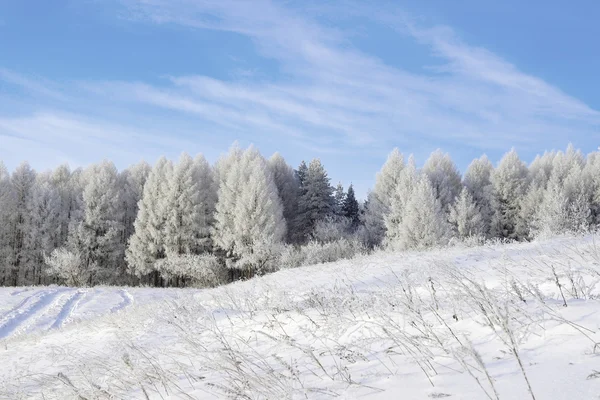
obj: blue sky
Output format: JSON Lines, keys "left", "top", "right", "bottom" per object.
{"left": 1, "top": 0, "right": 599, "bottom": 198}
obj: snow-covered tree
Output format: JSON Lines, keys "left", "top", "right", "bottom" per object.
{"left": 312, "top": 216, "right": 352, "bottom": 243}
{"left": 463, "top": 155, "right": 494, "bottom": 236}
{"left": 384, "top": 155, "right": 417, "bottom": 246}
{"left": 67, "top": 161, "right": 124, "bottom": 285}
{"left": 126, "top": 157, "right": 173, "bottom": 282}
{"left": 296, "top": 160, "right": 308, "bottom": 188}
{"left": 422, "top": 149, "right": 463, "bottom": 211}
{"left": 360, "top": 191, "right": 383, "bottom": 248}
{"left": 49, "top": 164, "right": 80, "bottom": 248}
{"left": 23, "top": 174, "right": 61, "bottom": 284}
{"left": 296, "top": 159, "right": 334, "bottom": 241}
{"left": 490, "top": 149, "right": 530, "bottom": 240}
{"left": 528, "top": 151, "right": 556, "bottom": 190}
{"left": 562, "top": 163, "right": 591, "bottom": 233}
{"left": 333, "top": 182, "right": 346, "bottom": 216}
{"left": 363, "top": 149, "right": 405, "bottom": 246}
{"left": 551, "top": 144, "right": 585, "bottom": 184}
{"left": 269, "top": 153, "right": 300, "bottom": 243}
{"left": 448, "top": 188, "right": 485, "bottom": 239}
{"left": 211, "top": 145, "right": 244, "bottom": 262}
{"left": 530, "top": 146, "right": 591, "bottom": 237}
{"left": 163, "top": 153, "right": 217, "bottom": 259}
{"left": 5, "top": 162, "right": 36, "bottom": 285}
{"left": 533, "top": 176, "right": 569, "bottom": 237}
{"left": 119, "top": 161, "right": 151, "bottom": 243}
{"left": 584, "top": 151, "right": 600, "bottom": 225}
{"left": 0, "top": 162, "right": 14, "bottom": 285}
{"left": 213, "top": 146, "right": 286, "bottom": 276}
{"left": 394, "top": 176, "right": 451, "bottom": 250}
{"left": 519, "top": 186, "right": 546, "bottom": 238}
{"left": 45, "top": 247, "right": 87, "bottom": 287}
{"left": 534, "top": 165, "right": 590, "bottom": 237}
{"left": 154, "top": 253, "right": 225, "bottom": 287}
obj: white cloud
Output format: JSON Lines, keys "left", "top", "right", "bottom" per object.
{"left": 0, "top": 111, "right": 216, "bottom": 171}
{"left": 0, "top": 69, "right": 66, "bottom": 100}
{"left": 2, "top": 0, "right": 599, "bottom": 182}
{"left": 113, "top": 0, "right": 599, "bottom": 154}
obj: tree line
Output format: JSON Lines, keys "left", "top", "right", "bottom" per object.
{"left": 0, "top": 143, "right": 598, "bottom": 287}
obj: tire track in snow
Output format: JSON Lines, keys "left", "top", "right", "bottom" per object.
{"left": 0, "top": 288, "right": 71, "bottom": 339}
{"left": 18, "top": 290, "right": 77, "bottom": 335}
{"left": 110, "top": 289, "right": 134, "bottom": 313}
{"left": 0, "top": 290, "right": 46, "bottom": 321}
{"left": 10, "top": 288, "right": 33, "bottom": 296}
{"left": 50, "top": 290, "right": 86, "bottom": 330}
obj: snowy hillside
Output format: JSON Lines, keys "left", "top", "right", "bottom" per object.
{"left": 2, "top": 236, "right": 600, "bottom": 399}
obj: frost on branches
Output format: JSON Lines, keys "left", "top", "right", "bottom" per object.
{"left": 1, "top": 143, "right": 600, "bottom": 288}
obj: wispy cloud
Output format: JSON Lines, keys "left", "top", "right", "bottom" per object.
{"left": 0, "top": 111, "right": 215, "bottom": 171}
{"left": 1, "top": 0, "right": 599, "bottom": 184}
{"left": 0, "top": 69, "right": 66, "bottom": 100}
{"left": 112, "top": 0, "right": 599, "bottom": 152}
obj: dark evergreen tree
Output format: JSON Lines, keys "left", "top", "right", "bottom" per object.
{"left": 342, "top": 184, "right": 360, "bottom": 228}
{"left": 296, "top": 161, "right": 308, "bottom": 188}
{"left": 296, "top": 159, "right": 334, "bottom": 241}
{"left": 333, "top": 182, "right": 346, "bottom": 216}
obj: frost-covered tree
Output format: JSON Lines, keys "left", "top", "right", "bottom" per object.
{"left": 528, "top": 151, "right": 556, "bottom": 190}
{"left": 296, "top": 159, "right": 334, "bottom": 241}
{"left": 4, "top": 162, "right": 37, "bottom": 285}
{"left": 533, "top": 176, "right": 569, "bottom": 237}
{"left": 384, "top": 155, "right": 417, "bottom": 246}
{"left": 312, "top": 216, "right": 353, "bottom": 243}
{"left": 490, "top": 149, "right": 530, "bottom": 240}
{"left": 163, "top": 153, "right": 217, "bottom": 273}
{"left": 448, "top": 188, "right": 485, "bottom": 239}
{"left": 519, "top": 186, "right": 546, "bottom": 238}
{"left": 126, "top": 157, "right": 173, "bottom": 282}
{"left": 562, "top": 163, "right": 591, "bottom": 232}
{"left": 296, "top": 160, "right": 308, "bottom": 188}
{"left": 0, "top": 162, "right": 14, "bottom": 285}
{"left": 269, "top": 153, "right": 300, "bottom": 243}
{"left": 463, "top": 155, "right": 494, "bottom": 236}
{"left": 533, "top": 164, "right": 590, "bottom": 237}
{"left": 213, "top": 147, "right": 286, "bottom": 276}
{"left": 49, "top": 164, "right": 80, "bottom": 248}
{"left": 394, "top": 176, "right": 451, "bottom": 250}
{"left": 530, "top": 146, "right": 591, "bottom": 237}
{"left": 363, "top": 149, "right": 405, "bottom": 246}
{"left": 164, "top": 153, "right": 216, "bottom": 257}
{"left": 23, "top": 174, "right": 61, "bottom": 284}
{"left": 422, "top": 149, "right": 463, "bottom": 211}
{"left": 551, "top": 144, "right": 585, "bottom": 184}
{"left": 360, "top": 191, "right": 382, "bottom": 248}
{"left": 45, "top": 247, "right": 88, "bottom": 287}
{"left": 154, "top": 253, "right": 225, "bottom": 287}
{"left": 67, "top": 161, "right": 124, "bottom": 285}
{"left": 211, "top": 145, "right": 244, "bottom": 262}
{"left": 584, "top": 151, "right": 600, "bottom": 225}
{"left": 333, "top": 182, "right": 346, "bottom": 216}
{"left": 119, "top": 161, "right": 151, "bottom": 243}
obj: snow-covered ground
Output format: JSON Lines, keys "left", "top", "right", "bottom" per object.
{"left": 2, "top": 236, "right": 600, "bottom": 399}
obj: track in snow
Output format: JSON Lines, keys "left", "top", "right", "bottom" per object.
{"left": 10, "top": 288, "right": 34, "bottom": 296}
{"left": 110, "top": 289, "right": 134, "bottom": 313}
{"left": 0, "top": 287, "right": 137, "bottom": 340}
{"left": 0, "top": 288, "right": 70, "bottom": 339}
{"left": 50, "top": 290, "right": 86, "bottom": 330}
{"left": 0, "top": 291, "right": 43, "bottom": 321}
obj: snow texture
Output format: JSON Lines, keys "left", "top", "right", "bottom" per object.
{"left": 1, "top": 235, "right": 600, "bottom": 399}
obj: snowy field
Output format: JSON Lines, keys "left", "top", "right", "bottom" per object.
{"left": 2, "top": 236, "right": 600, "bottom": 399}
